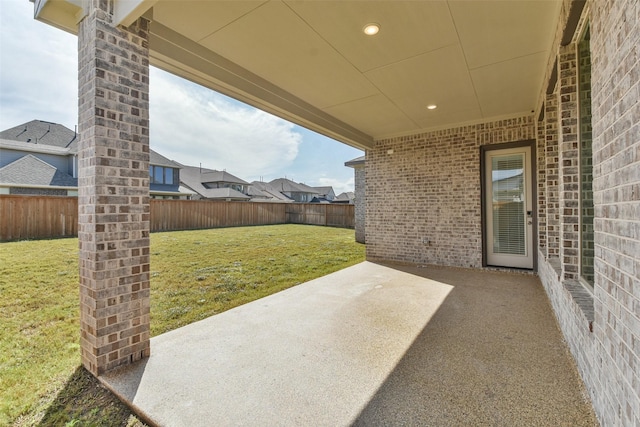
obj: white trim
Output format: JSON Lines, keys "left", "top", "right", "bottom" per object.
{"left": 113, "top": 0, "right": 157, "bottom": 27}
{"left": 485, "top": 146, "right": 534, "bottom": 269}
{"left": 0, "top": 139, "right": 72, "bottom": 155}
{"left": 0, "top": 183, "right": 77, "bottom": 191}
{"left": 34, "top": 0, "right": 83, "bottom": 34}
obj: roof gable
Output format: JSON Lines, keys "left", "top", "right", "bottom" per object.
{"left": 150, "top": 150, "right": 181, "bottom": 168}
{"left": 179, "top": 165, "right": 251, "bottom": 199}
{"left": 313, "top": 186, "right": 335, "bottom": 197}
{"left": 269, "top": 178, "right": 319, "bottom": 194}
{"left": 0, "top": 120, "right": 77, "bottom": 150}
{"left": 0, "top": 154, "right": 77, "bottom": 187}
{"left": 249, "top": 181, "right": 293, "bottom": 201}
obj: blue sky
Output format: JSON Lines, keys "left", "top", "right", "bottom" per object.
{"left": 0, "top": 0, "right": 363, "bottom": 194}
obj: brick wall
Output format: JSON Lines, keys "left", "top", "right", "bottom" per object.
{"left": 77, "top": 0, "right": 151, "bottom": 376}
{"left": 578, "top": 30, "right": 595, "bottom": 285}
{"left": 354, "top": 165, "right": 365, "bottom": 243}
{"left": 558, "top": 45, "right": 581, "bottom": 280}
{"left": 545, "top": 93, "right": 560, "bottom": 257}
{"left": 365, "top": 3, "right": 639, "bottom": 424}
{"left": 536, "top": 119, "right": 547, "bottom": 252}
{"left": 589, "top": 0, "right": 640, "bottom": 424}
{"left": 366, "top": 116, "right": 535, "bottom": 266}
{"left": 536, "top": 0, "right": 640, "bottom": 425}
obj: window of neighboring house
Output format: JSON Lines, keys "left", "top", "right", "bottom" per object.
{"left": 154, "top": 166, "right": 164, "bottom": 184}
{"left": 149, "top": 165, "right": 175, "bottom": 185}
{"left": 578, "top": 25, "right": 594, "bottom": 288}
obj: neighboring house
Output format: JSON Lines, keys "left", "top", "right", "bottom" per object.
{"left": 179, "top": 165, "right": 250, "bottom": 201}
{"left": 269, "top": 178, "right": 319, "bottom": 203}
{"left": 345, "top": 155, "right": 365, "bottom": 243}
{"left": 0, "top": 120, "right": 78, "bottom": 196}
{"left": 334, "top": 192, "right": 355, "bottom": 204}
{"left": 149, "top": 150, "right": 185, "bottom": 199}
{"left": 0, "top": 120, "right": 187, "bottom": 199}
{"left": 312, "top": 186, "right": 335, "bottom": 202}
{"left": 248, "top": 181, "right": 293, "bottom": 203}
{"left": 0, "top": 151, "right": 78, "bottom": 196}
{"left": 250, "top": 180, "right": 341, "bottom": 204}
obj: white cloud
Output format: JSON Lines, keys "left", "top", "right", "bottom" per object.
{"left": 0, "top": 0, "right": 78, "bottom": 131}
{"left": 150, "top": 69, "right": 301, "bottom": 181}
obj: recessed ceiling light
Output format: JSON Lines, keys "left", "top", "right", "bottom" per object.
{"left": 363, "top": 23, "right": 380, "bottom": 36}
{"left": 427, "top": 104, "right": 437, "bottom": 110}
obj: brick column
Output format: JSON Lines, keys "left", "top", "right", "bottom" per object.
{"left": 78, "top": 0, "right": 151, "bottom": 376}
{"left": 545, "top": 93, "right": 559, "bottom": 259}
{"left": 557, "top": 44, "right": 580, "bottom": 280}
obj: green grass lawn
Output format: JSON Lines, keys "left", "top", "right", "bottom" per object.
{"left": 0, "top": 224, "right": 365, "bottom": 426}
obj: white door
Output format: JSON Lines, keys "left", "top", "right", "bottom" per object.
{"left": 485, "top": 146, "right": 533, "bottom": 269}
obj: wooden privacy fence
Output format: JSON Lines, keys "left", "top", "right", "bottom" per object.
{"left": 286, "top": 203, "right": 355, "bottom": 227}
{"left": 0, "top": 195, "right": 354, "bottom": 241}
{"left": 0, "top": 195, "right": 78, "bottom": 241}
{"left": 151, "top": 199, "right": 288, "bottom": 231}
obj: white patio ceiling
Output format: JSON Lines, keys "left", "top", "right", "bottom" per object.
{"left": 35, "top": 0, "right": 562, "bottom": 149}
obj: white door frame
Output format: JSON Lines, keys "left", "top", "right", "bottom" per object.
{"left": 481, "top": 141, "right": 537, "bottom": 270}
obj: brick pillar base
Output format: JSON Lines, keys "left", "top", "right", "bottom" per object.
{"left": 78, "top": 0, "right": 151, "bottom": 376}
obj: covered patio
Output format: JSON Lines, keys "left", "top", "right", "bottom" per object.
{"left": 30, "top": 0, "right": 640, "bottom": 425}
{"left": 101, "top": 262, "right": 595, "bottom": 426}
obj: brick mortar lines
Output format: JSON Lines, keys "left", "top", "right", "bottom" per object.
{"left": 537, "top": 119, "right": 547, "bottom": 254}
{"left": 558, "top": 45, "right": 581, "bottom": 280}
{"left": 78, "top": 0, "right": 151, "bottom": 376}
{"left": 366, "top": 116, "right": 534, "bottom": 267}
{"left": 545, "top": 93, "right": 560, "bottom": 258}
{"left": 590, "top": 0, "right": 640, "bottom": 424}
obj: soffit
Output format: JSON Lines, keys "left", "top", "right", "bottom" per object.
{"left": 35, "top": 0, "right": 562, "bottom": 149}
{"left": 146, "top": 0, "right": 561, "bottom": 148}
{"left": 198, "top": 1, "right": 380, "bottom": 109}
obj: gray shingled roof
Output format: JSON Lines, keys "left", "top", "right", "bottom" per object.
{"left": 180, "top": 165, "right": 250, "bottom": 200}
{"left": 249, "top": 181, "right": 293, "bottom": 202}
{"left": 150, "top": 150, "right": 181, "bottom": 168}
{"left": 313, "top": 186, "right": 335, "bottom": 197}
{"left": 201, "top": 170, "right": 248, "bottom": 185}
{"left": 0, "top": 120, "right": 77, "bottom": 150}
{"left": 1, "top": 121, "right": 181, "bottom": 170}
{"left": 202, "top": 187, "right": 249, "bottom": 199}
{"left": 0, "top": 155, "right": 77, "bottom": 187}
{"left": 336, "top": 191, "right": 355, "bottom": 201}
{"left": 345, "top": 155, "right": 365, "bottom": 167}
{"left": 269, "top": 178, "right": 319, "bottom": 194}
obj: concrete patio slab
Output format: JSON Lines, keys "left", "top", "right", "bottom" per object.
{"left": 101, "top": 261, "right": 597, "bottom": 426}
